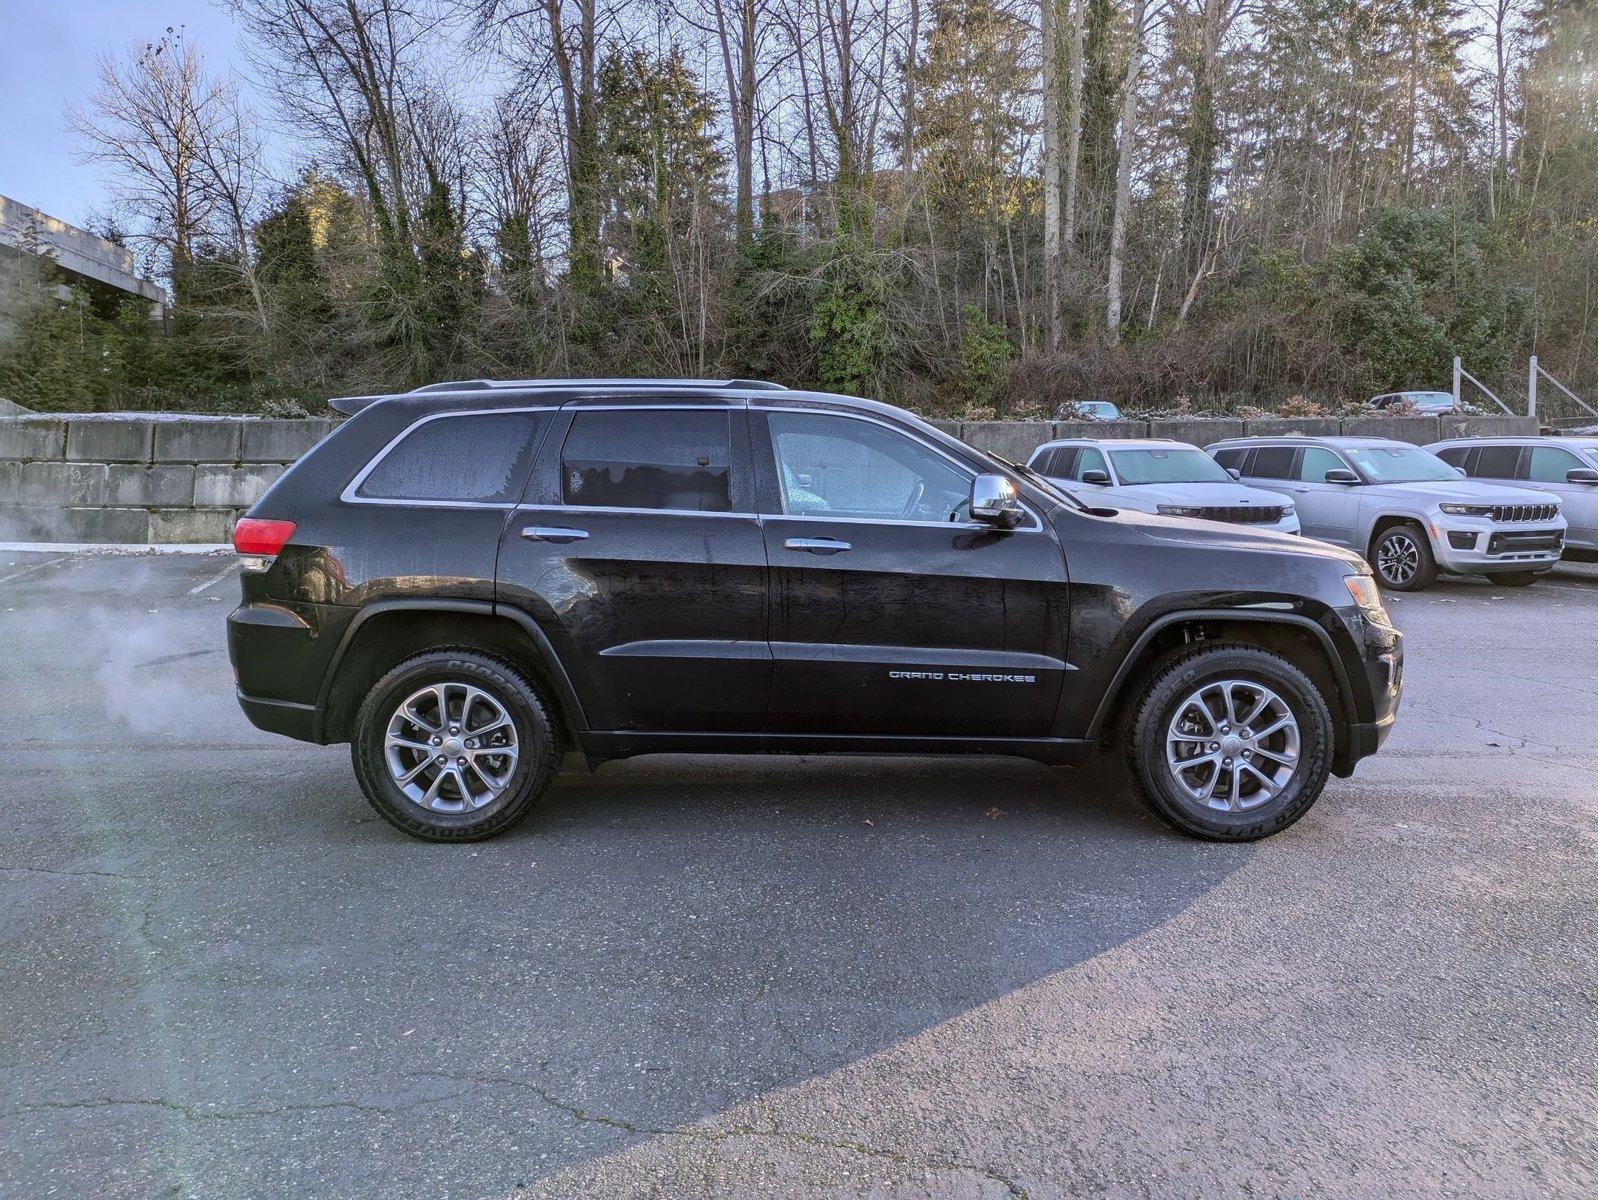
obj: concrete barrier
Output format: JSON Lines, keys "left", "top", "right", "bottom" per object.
{"left": 0, "top": 407, "right": 1545, "bottom": 544}
{"left": 0, "top": 412, "right": 333, "bottom": 544}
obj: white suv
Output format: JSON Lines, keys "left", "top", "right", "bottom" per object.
{"left": 1206, "top": 436, "right": 1566, "bottom": 590}
{"left": 1026, "top": 438, "right": 1300, "bottom": 534}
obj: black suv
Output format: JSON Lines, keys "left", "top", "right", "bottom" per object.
{"left": 228, "top": 379, "right": 1403, "bottom": 842}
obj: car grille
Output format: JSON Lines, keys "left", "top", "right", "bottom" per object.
{"left": 1487, "top": 530, "right": 1563, "bottom": 555}
{"left": 1197, "top": 505, "right": 1286, "bottom": 525}
{"left": 1490, "top": 503, "right": 1558, "bottom": 523}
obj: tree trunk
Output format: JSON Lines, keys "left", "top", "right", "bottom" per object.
{"left": 1178, "top": 0, "right": 1224, "bottom": 281}
{"left": 1062, "top": 0, "right": 1085, "bottom": 253}
{"left": 1104, "top": 0, "right": 1148, "bottom": 343}
{"left": 1041, "top": 0, "right": 1064, "bottom": 352}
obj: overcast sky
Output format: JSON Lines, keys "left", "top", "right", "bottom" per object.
{"left": 0, "top": 1, "right": 248, "bottom": 226}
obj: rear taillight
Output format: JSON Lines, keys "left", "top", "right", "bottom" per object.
{"left": 233, "top": 517, "right": 296, "bottom": 559}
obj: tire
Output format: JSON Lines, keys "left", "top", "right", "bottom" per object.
{"left": 1126, "top": 642, "right": 1333, "bottom": 842}
{"left": 1483, "top": 571, "right": 1540, "bottom": 587}
{"left": 1370, "top": 523, "right": 1437, "bottom": 591}
{"left": 351, "top": 649, "right": 559, "bottom": 842}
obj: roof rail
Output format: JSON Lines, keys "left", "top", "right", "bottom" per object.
{"left": 407, "top": 377, "right": 788, "bottom": 393}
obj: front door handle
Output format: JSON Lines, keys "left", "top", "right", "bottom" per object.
{"left": 522, "top": 526, "right": 590, "bottom": 544}
{"left": 784, "top": 536, "right": 852, "bottom": 554}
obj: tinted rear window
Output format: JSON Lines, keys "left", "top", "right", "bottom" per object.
{"left": 357, "top": 412, "right": 546, "bottom": 502}
{"left": 1474, "top": 445, "right": 1522, "bottom": 479}
{"left": 1211, "top": 447, "right": 1246, "bottom": 470}
{"left": 1249, "top": 447, "right": 1298, "bottom": 479}
{"left": 561, "top": 410, "right": 731, "bottom": 512}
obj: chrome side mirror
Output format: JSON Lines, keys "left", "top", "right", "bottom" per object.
{"left": 1080, "top": 469, "right": 1111, "bottom": 485}
{"left": 1226, "top": 467, "right": 1242, "bottom": 481}
{"left": 970, "top": 473, "right": 1022, "bottom": 528}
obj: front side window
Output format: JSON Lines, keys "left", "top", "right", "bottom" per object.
{"left": 358, "top": 411, "right": 546, "bottom": 503}
{"left": 1111, "top": 447, "right": 1231, "bottom": 485}
{"left": 766, "top": 411, "right": 972, "bottom": 522}
{"left": 1528, "top": 446, "right": 1583, "bottom": 483}
{"left": 561, "top": 409, "right": 731, "bottom": 512}
{"left": 1346, "top": 444, "right": 1460, "bottom": 483}
{"left": 1297, "top": 446, "right": 1347, "bottom": 482}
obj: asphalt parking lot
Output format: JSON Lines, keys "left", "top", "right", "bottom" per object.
{"left": 3, "top": 550, "right": 1596, "bottom": 1199}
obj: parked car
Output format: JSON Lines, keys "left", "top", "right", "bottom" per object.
{"left": 1207, "top": 435, "right": 1566, "bottom": 590}
{"left": 1368, "top": 390, "right": 1480, "bottom": 415}
{"left": 229, "top": 378, "right": 1403, "bottom": 844}
{"left": 1026, "top": 438, "right": 1301, "bottom": 534}
{"left": 1427, "top": 435, "right": 1598, "bottom": 561}
{"left": 1056, "top": 400, "right": 1122, "bottom": 421}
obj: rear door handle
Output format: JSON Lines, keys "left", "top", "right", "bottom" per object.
{"left": 521, "top": 526, "right": 590, "bottom": 544}
{"left": 784, "top": 537, "right": 851, "bottom": 554}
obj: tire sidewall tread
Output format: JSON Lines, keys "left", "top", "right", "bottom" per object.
{"left": 1125, "top": 641, "right": 1333, "bottom": 842}
{"left": 352, "top": 648, "right": 558, "bottom": 843}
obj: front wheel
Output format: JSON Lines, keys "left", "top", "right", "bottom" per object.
{"left": 1370, "top": 524, "right": 1437, "bottom": 591}
{"left": 1127, "top": 643, "right": 1333, "bottom": 841}
{"left": 352, "top": 649, "right": 559, "bottom": 842}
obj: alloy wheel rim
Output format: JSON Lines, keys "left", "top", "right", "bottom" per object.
{"left": 1377, "top": 533, "right": 1419, "bottom": 585}
{"left": 384, "top": 681, "right": 519, "bottom": 813}
{"left": 1165, "top": 678, "right": 1300, "bottom": 812}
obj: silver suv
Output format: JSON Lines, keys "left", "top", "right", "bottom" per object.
{"left": 1206, "top": 436, "right": 1566, "bottom": 590}
{"left": 1426, "top": 435, "right": 1598, "bottom": 562}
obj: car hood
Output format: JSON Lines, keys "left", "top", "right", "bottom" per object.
{"left": 1065, "top": 503, "right": 1367, "bottom": 570}
{"left": 1367, "top": 479, "right": 1560, "bottom": 505}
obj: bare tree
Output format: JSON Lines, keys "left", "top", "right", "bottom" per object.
{"left": 69, "top": 29, "right": 235, "bottom": 293}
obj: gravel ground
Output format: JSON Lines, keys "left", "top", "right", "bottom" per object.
{"left": 2, "top": 551, "right": 1594, "bottom": 1199}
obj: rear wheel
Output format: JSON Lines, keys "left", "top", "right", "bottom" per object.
{"left": 1370, "top": 523, "right": 1437, "bottom": 591}
{"left": 1126, "top": 643, "right": 1333, "bottom": 841}
{"left": 352, "top": 649, "right": 558, "bottom": 842}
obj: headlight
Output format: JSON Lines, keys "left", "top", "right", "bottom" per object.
{"left": 1156, "top": 505, "right": 1204, "bottom": 517}
{"left": 1439, "top": 503, "right": 1493, "bottom": 517}
{"left": 1344, "top": 574, "right": 1392, "bottom": 624}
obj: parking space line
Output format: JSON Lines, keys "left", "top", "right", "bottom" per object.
{"left": 0, "top": 556, "right": 69, "bottom": 586}
{"left": 187, "top": 561, "right": 239, "bottom": 595}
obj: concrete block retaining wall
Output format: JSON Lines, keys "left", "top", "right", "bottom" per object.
{"left": 0, "top": 414, "right": 335, "bottom": 544}
{"left": 0, "top": 410, "right": 1540, "bottom": 544}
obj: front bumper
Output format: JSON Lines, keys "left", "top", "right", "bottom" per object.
{"left": 1331, "top": 607, "right": 1403, "bottom": 777}
{"left": 1431, "top": 518, "right": 1565, "bottom": 572}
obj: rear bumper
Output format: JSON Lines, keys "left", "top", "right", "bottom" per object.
{"left": 237, "top": 691, "right": 319, "bottom": 741}
{"left": 227, "top": 601, "right": 343, "bottom": 743}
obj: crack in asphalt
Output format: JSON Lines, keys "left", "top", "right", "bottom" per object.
{"left": 2, "top": 1091, "right": 472, "bottom": 1123}
{"left": 0, "top": 864, "right": 153, "bottom": 882}
{"left": 411, "top": 1069, "right": 1030, "bottom": 1198}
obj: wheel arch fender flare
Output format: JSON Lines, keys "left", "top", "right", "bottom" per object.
{"left": 314, "top": 598, "right": 589, "bottom": 742}
{"left": 1085, "top": 608, "right": 1360, "bottom": 740}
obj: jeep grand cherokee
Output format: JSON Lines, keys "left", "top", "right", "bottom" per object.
{"left": 227, "top": 379, "right": 1403, "bottom": 843}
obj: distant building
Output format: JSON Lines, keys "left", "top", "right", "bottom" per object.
{"left": 0, "top": 194, "right": 166, "bottom": 318}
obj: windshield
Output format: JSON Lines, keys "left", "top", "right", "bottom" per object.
{"left": 1403, "top": 392, "right": 1453, "bottom": 405}
{"left": 1109, "top": 448, "right": 1231, "bottom": 485}
{"left": 1346, "top": 444, "right": 1460, "bottom": 483}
